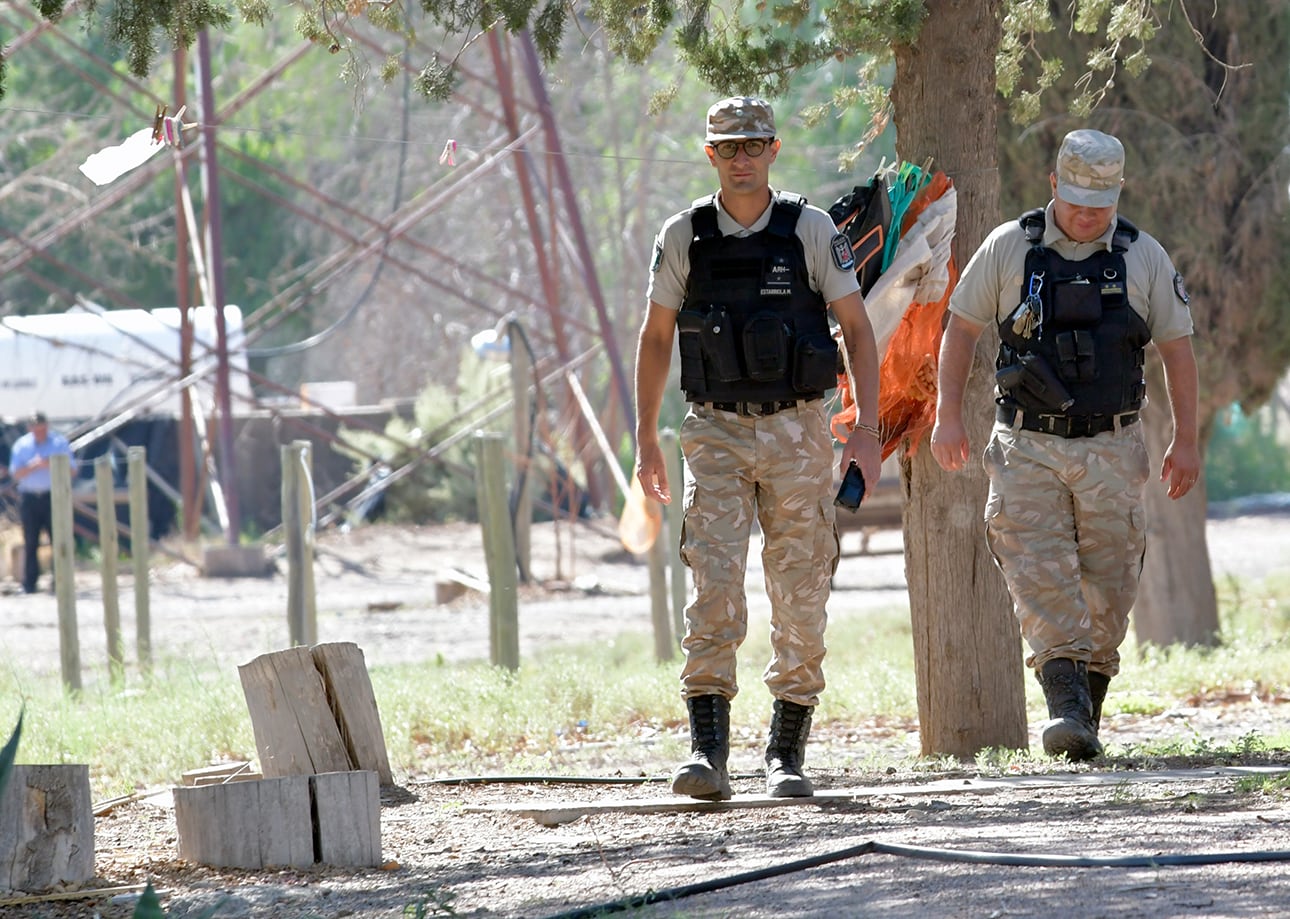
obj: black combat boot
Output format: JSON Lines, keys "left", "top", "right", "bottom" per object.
{"left": 1087, "top": 670, "right": 1111, "bottom": 733}
{"left": 671, "top": 695, "right": 732, "bottom": 801}
{"left": 765, "top": 699, "right": 814, "bottom": 798}
{"left": 1035, "top": 658, "right": 1103, "bottom": 762}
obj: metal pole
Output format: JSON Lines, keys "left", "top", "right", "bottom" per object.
{"left": 195, "top": 29, "right": 241, "bottom": 544}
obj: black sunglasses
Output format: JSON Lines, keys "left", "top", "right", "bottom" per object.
{"left": 710, "top": 138, "right": 774, "bottom": 159}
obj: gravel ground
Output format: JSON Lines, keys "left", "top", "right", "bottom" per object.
{"left": 1, "top": 512, "right": 1288, "bottom": 917}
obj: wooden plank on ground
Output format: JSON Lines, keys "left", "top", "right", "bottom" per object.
{"left": 311, "top": 642, "right": 393, "bottom": 784}
{"left": 312, "top": 771, "right": 382, "bottom": 867}
{"left": 174, "top": 775, "right": 314, "bottom": 869}
{"left": 182, "top": 761, "right": 255, "bottom": 785}
{"left": 238, "top": 646, "right": 351, "bottom": 777}
{"left": 0, "top": 764, "right": 94, "bottom": 892}
{"left": 466, "top": 766, "right": 1290, "bottom": 828}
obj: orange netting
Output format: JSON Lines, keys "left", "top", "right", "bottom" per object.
{"left": 832, "top": 171, "right": 957, "bottom": 460}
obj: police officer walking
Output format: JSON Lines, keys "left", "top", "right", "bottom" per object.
{"left": 7, "top": 411, "right": 77, "bottom": 594}
{"left": 931, "top": 129, "right": 1200, "bottom": 761}
{"left": 634, "top": 97, "right": 882, "bottom": 799}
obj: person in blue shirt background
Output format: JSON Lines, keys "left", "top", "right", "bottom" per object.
{"left": 7, "top": 411, "right": 76, "bottom": 594}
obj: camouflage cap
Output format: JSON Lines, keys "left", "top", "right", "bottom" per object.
{"left": 1055, "top": 129, "right": 1124, "bottom": 208}
{"left": 705, "top": 97, "right": 776, "bottom": 142}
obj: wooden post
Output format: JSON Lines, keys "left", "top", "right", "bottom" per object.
{"left": 647, "top": 523, "right": 673, "bottom": 662}
{"left": 476, "top": 433, "right": 519, "bottom": 670}
{"left": 661, "top": 428, "right": 688, "bottom": 645}
{"left": 281, "top": 441, "right": 316, "bottom": 647}
{"left": 508, "top": 321, "right": 533, "bottom": 582}
{"left": 95, "top": 456, "right": 124, "bottom": 685}
{"left": 127, "top": 447, "right": 151, "bottom": 673}
{"left": 49, "top": 454, "right": 80, "bottom": 693}
{"left": 0, "top": 764, "right": 94, "bottom": 891}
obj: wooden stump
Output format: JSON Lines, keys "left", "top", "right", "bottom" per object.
{"left": 239, "top": 642, "right": 393, "bottom": 784}
{"left": 173, "top": 771, "right": 380, "bottom": 869}
{"left": 174, "top": 775, "right": 314, "bottom": 869}
{"left": 0, "top": 765, "right": 94, "bottom": 892}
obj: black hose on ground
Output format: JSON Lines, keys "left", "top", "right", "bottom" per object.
{"left": 541, "top": 840, "right": 1290, "bottom": 919}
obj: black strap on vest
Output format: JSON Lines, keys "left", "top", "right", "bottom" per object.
{"left": 1018, "top": 207, "right": 1140, "bottom": 252}
{"left": 690, "top": 194, "right": 720, "bottom": 241}
{"left": 689, "top": 191, "right": 806, "bottom": 242}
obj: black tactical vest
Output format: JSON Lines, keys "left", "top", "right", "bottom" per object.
{"left": 675, "top": 193, "right": 835, "bottom": 403}
{"left": 996, "top": 209, "right": 1150, "bottom": 418}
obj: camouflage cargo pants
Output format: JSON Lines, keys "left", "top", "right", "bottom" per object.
{"left": 983, "top": 420, "right": 1150, "bottom": 678}
{"left": 677, "top": 400, "right": 840, "bottom": 707}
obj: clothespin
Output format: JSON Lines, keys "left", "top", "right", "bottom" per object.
{"left": 439, "top": 139, "right": 457, "bottom": 167}
{"left": 151, "top": 105, "right": 168, "bottom": 144}
{"left": 160, "top": 105, "right": 197, "bottom": 148}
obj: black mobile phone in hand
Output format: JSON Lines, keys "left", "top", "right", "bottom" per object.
{"left": 834, "top": 461, "right": 866, "bottom": 511}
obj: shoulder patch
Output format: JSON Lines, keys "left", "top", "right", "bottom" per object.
{"left": 1173, "top": 271, "right": 1190, "bottom": 305}
{"left": 651, "top": 238, "right": 663, "bottom": 273}
{"left": 830, "top": 232, "right": 856, "bottom": 272}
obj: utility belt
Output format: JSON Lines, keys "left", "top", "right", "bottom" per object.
{"left": 996, "top": 404, "right": 1139, "bottom": 438}
{"left": 695, "top": 396, "right": 822, "bottom": 418}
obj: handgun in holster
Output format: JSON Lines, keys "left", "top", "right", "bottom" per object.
{"left": 995, "top": 352, "right": 1075, "bottom": 412}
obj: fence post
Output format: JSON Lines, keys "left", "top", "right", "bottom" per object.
{"left": 95, "top": 456, "right": 123, "bottom": 685}
{"left": 476, "top": 432, "right": 519, "bottom": 671}
{"left": 50, "top": 454, "right": 80, "bottom": 693}
{"left": 509, "top": 322, "right": 533, "bottom": 582}
{"left": 282, "top": 441, "right": 317, "bottom": 648}
{"left": 660, "top": 428, "right": 687, "bottom": 646}
{"left": 127, "top": 447, "right": 151, "bottom": 673}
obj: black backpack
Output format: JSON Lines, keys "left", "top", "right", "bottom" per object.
{"left": 827, "top": 172, "right": 892, "bottom": 296}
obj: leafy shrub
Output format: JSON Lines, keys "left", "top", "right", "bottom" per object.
{"left": 1205, "top": 404, "right": 1290, "bottom": 501}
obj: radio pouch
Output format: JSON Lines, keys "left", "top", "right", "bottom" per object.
{"left": 742, "top": 312, "right": 789, "bottom": 383}
{"left": 792, "top": 332, "right": 839, "bottom": 394}
{"left": 1051, "top": 280, "right": 1102, "bottom": 326}
{"left": 700, "top": 307, "right": 743, "bottom": 383}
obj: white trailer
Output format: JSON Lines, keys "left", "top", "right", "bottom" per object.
{"left": 0, "top": 304, "right": 253, "bottom": 424}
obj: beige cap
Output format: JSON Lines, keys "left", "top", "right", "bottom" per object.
{"left": 706, "top": 97, "right": 776, "bottom": 142}
{"left": 1055, "top": 129, "right": 1124, "bottom": 208}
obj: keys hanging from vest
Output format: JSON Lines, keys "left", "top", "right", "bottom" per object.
{"left": 1011, "top": 271, "right": 1044, "bottom": 339}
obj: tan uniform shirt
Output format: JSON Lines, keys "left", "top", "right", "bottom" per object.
{"left": 949, "top": 201, "right": 1193, "bottom": 342}
{"left": 647, "top": 188, "right": 861, "bottom": 310}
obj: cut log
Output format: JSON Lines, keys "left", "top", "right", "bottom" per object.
{"left": 173, "top": 775, "right": 314, "bottom": 869}
{"left": 238, "top": 646, "right": 351, "bottom": 777}
{"left": 311, "top": 643, "right": 393, "bottom": 784}
{"left": 312, "top": 771, "right": 381, "bottom": 866}
{"left": 173, "top": 771, "right": 381, "bottom": 869}
{"left": 0, "top": 765, "right": 94, "bottom": 892}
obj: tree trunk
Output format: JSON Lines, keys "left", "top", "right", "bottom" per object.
{"left": 1134, "top": 355, "right": 1220, "bottom": 647}
{"left": 892, "top": 0, "right": 1028, "bottom": 758}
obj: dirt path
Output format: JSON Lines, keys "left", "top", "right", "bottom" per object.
{"left": 2, "top": 513, "right": 1289, "bottom": 917}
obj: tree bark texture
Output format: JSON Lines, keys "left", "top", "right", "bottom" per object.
{"left": 892, "top": 0, "right": 1028, "bottom": 758}
{"left": 1134, "top": 356, "right": 1219, "bottom": 647}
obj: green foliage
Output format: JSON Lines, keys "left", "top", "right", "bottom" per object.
{"left": 338, "top": 391, "right": 480, "bottom": 525}
{"left": 0, "top": 710, "right": 21, "bottom": 802}
{"left": 39, "top": 0, "right": 234, "bottom": 78}
{"left": 998, "top": 0, "right": 1164, "bottom": 124}
{"left": 1205, "top": 406, "right": 1290, "bottom": 501}
{"left": 3, "top": 0, "right": 1179, "bottom": 139}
